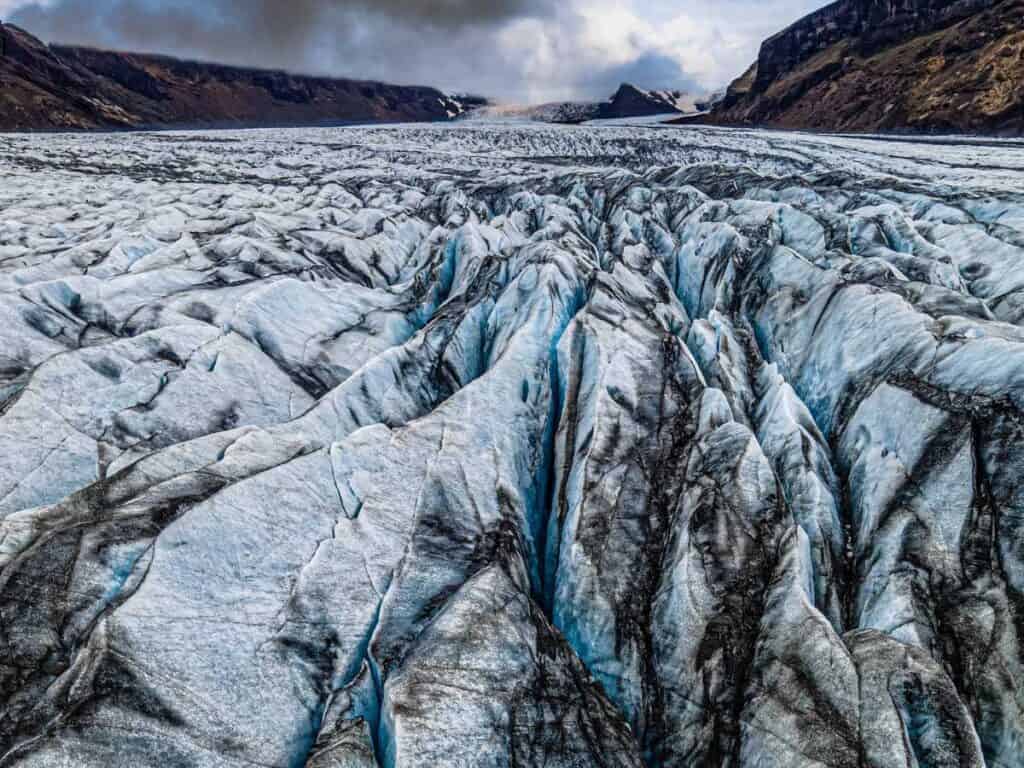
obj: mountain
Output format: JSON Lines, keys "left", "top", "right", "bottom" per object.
{"left": 465, "top": 83, "right": 702, "bottom": 124}
{"left": 0, "top": 21, "right": 476, "bottom": 131}
{"left": 600, "top": 83, "right": 700, "bottom": 118}
{"left": 708, "top": 0, "right": 1023, "bottom": 133}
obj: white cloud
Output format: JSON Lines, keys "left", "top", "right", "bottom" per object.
{"left": 569, "top": 0, "right": 826, "bottom": 88}
{"left": 493, "top": 0, "right": 786, "bottom": 103}
{"left": 0, "top": 0, "right": 37, "bottom": 16}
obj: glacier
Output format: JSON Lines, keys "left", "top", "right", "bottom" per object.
{"left": 0, "top": 122, "right": 1022, "bottom": 767}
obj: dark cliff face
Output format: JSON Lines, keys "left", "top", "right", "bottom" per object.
{"left": 710, "top": 0, "right": 1023, "bottom": 134}
{"left": 598, "top": 84, "right": 687, "bottom": 118}
{"left": 0, "top": 22, "right": 468, "bottom": 131}
{"left": 752, "top": 0, "right": 997, "bottom": 89}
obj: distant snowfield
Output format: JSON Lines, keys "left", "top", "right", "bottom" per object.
{"left": 2, "top": 120, "right": 1021, "bottom": 192}
{"left": 0, "top": 121, "right": 1022, "bottom": 767}
{"left": 582, "top": 112, "right": 692, "bottom": 126}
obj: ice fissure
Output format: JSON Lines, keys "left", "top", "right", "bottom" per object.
{"left": 0, "top": 123, "right": 1022, "bottom": 766}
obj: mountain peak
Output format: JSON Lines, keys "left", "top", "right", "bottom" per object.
{"left": 611, "top": 83, "right": 645, "bottom": 97}
{"left": 604, "top": 83, "right": 695, "bottom": 118}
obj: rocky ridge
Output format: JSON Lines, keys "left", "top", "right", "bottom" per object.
{"left": 0, "top": 21, "right": 472, "bottom": 131}
{"left": 709, "top": 0, "right": 1023, "bottom": 133}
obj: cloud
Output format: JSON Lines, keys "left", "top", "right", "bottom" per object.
{"left": 4, "top": 0, "right": 827, "bottom": 102}
{"left": 580, "top": 53, "right": 699, "bottom": 98}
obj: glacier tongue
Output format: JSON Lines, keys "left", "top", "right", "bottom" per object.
{"left": 0, "top": 123, "right": 1023, "bottom": 767}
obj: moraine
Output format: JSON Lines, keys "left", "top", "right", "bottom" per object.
{"left": 0, "top": 121, "right": 1022, "bottom": 767}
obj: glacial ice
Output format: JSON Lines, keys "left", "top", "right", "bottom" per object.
{"left": 0, "top": 122, "right": 1022, "bottom": 767}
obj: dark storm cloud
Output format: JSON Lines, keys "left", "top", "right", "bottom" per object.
{"left": 12, "top": 0, "right": 549, "bottom": 37}
{"left": 10, "top": 0, "right": 555, "bottom": 86}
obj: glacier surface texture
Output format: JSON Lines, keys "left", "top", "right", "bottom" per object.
{"left": 0, "top": 123, "right": 1023, "bottom": 768}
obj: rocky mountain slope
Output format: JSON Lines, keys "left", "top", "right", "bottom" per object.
{"left": 709, "top": 0, "right": 1023, "bottom": 133}
{"left": 0, "top": 121, "right": 1022, "bottom": 767}
{"left": 0, "top": 21, "right": 472, "bottom": 131}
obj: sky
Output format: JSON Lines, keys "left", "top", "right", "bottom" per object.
{"left": 0, "top": 0, "right": 827, "bottom": 102}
